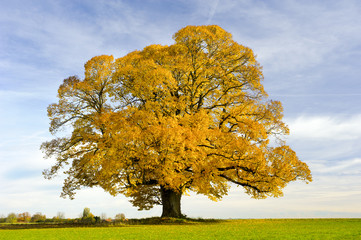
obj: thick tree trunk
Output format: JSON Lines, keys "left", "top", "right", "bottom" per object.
{"left": 160, "top": 186, "right": 182, "bottom": 218}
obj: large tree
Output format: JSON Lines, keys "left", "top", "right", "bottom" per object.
{"left": 41, "top": 25, "right": 312, "bottom": 218}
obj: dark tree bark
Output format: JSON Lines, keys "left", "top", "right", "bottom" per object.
{"left": 160, "top": 186, "right": 182, "bottom": 218}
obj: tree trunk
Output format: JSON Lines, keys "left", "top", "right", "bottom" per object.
{"left": 160, "top": 186, "right": 182, "bottom": 218}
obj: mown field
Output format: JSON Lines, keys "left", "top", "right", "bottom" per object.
{"left": 0, "top": 218, "right": 360, "bottom": 240}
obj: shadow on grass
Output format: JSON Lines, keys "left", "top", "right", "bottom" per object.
{"left": 128, "top": 217, "right": 224, "bottom": 225}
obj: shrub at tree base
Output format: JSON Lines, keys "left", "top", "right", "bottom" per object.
{"left": 41, "top": 25, "right": 312, "bottom": 218}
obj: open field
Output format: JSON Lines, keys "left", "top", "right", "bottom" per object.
{"left": 0, "top": 219, "right": 360, "bottom": 240}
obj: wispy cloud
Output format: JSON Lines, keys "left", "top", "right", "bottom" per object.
{"left": 206, "top": 0, "right": 219, "bottom": 24}
{"left": 311, "top": 158, "right": 361, "bottom": 174}
{"left": 202, "top": 0, "right": 361, "bottom": 99}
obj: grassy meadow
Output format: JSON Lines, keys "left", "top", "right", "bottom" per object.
{"left": 1, "top": 218, "right": 360, "bottom": 240}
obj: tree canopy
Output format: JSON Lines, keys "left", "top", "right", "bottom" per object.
{"left": 41, "top": 25, "right": 312, "bottom": 217}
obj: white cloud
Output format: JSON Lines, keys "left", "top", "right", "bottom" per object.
{"left": 284, "top": 114, "right": 361, "bottom": 176}
{"left": 287, "top": 114, "right": 361, "bottom": 140}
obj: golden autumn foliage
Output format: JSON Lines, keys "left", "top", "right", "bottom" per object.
{"left": 41, "top": 25, "right": 312, "bottom": 216}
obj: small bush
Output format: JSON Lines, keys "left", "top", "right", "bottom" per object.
{"left": 81, "top": 216, "right": 95, "bottom": 224}
{"left": 31, "top": 213, "right": 46, "bottom": 223}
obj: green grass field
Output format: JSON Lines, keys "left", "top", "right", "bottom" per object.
{"left": 1, "top": 219, "right": 360, "bottom": 240}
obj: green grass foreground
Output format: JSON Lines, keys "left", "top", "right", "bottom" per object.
{"left": 1, "top": 218, "right": 361, "bottom": 240}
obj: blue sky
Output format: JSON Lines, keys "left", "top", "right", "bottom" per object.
{"left": 1, "top": 0, "right": 361, "bottom": 219}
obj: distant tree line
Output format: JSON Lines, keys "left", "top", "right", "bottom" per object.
{"left": 0, "top": 208, "right": 127, "bottom": 224}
